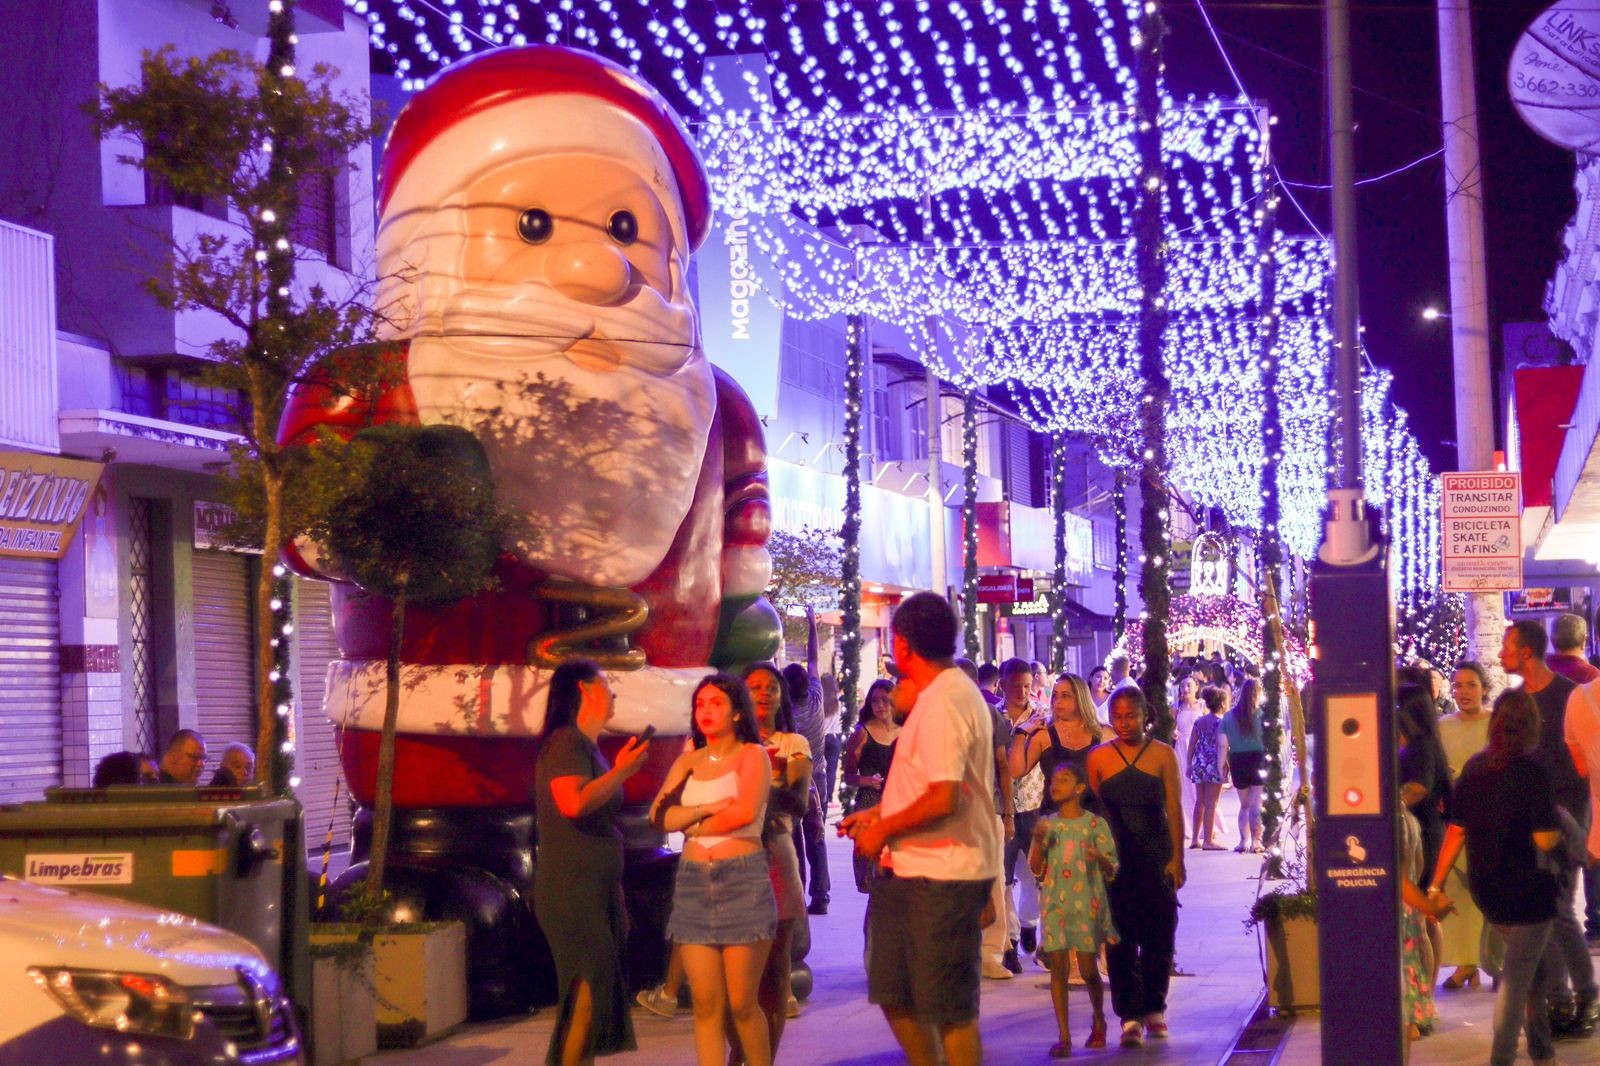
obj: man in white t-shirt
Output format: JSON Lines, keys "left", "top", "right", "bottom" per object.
{"left": 841, "top": 592, "right": 1001, "bottom": 1066}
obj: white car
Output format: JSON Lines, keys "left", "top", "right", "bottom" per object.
{"left": 0, "top": 875, "right": 302, "bottom": 1065}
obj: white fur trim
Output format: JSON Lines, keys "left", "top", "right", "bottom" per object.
{"left": 320, "top": 659, "right": 700, "bottom": 737}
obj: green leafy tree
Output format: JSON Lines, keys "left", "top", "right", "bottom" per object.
{"left": 93, "top": 22, "right": 391, "bottom": 792}
{"left": 766, "top": 527, "right": 844, "bottom": 610}
{"left": 305, "top": 424, "right": 508, "bottom": 897}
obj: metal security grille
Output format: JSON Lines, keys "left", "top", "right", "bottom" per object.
{"left": 127, "top": 497, "right": 158, "bottom": 754}
{"left": 0, "top": 557, "right": 61, "bottom": 803}
{"left": 294, "top": 579, "right": 350, "bottom": 847}
{"left": 192, "top": 551, "right": 255, "bottom": 753}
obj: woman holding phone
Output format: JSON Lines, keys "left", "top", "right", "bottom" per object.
{"left": 533, "top": 660, "right": 653, "bottom": 1066}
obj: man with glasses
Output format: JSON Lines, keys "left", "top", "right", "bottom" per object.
{"left": 157, "top": 729, "right": 207, "bottom": 785}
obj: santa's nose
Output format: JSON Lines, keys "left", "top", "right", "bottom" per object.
{"left": 545, "top": 241, "right": 634, "bottom": 306}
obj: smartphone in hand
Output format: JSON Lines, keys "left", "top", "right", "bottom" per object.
{"left": 638, "top": 725, "right": 658, "bottom": 744}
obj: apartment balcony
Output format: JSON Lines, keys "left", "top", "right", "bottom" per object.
{"left": 0, "top": 219, "right": 60, "bottom": 454}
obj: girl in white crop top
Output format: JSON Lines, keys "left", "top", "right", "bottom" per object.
{"left": 650, "top": 674, "right": 776, "bottom": 1066}
{"left": 679, "top": 771, "right": 765, "bottom": 848}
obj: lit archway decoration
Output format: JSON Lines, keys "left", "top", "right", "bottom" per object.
{"left": 1115, "top": 593, "right": 1310, "bottom": 689}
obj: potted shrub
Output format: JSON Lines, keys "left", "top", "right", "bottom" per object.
{"left": 1248, "top": 886, "right": 1319, "bottom": 1012}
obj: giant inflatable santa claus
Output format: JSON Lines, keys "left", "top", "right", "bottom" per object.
{"left": 279, "top": 46, "right": 780, "bottom": 1012}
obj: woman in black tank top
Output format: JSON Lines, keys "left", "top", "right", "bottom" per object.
{"left": 844, "top": 679, "right": 900, "bottom": 893}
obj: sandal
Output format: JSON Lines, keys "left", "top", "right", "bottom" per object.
{"left": 1203, "top": 843, "right": 1228, "bottom": 851}
{"left": 1085, "top": 1018, "right": 1107, "bottom": 1049}
{"left": 1049, "top": 1038, "right": 1072, "bottom": 1058}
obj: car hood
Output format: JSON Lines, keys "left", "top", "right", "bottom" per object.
{"left": 0, "top": 877, "right": 274, "bottom": 988}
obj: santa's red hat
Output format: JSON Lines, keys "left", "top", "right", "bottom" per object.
{"left": 380, "top": 46, "right": 711, "bottom": 250}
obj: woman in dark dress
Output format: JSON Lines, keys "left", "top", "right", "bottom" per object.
{"left": 1429, "top": 689, "right": 1565, "bottom": 1066}
{"left": 1084, "top": 686, "right": 1186, "bottom": 1050}
{"left": 533, "top": 660, "right": 653, "bottom": 1066}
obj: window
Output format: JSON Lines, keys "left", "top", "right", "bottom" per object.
{"left": 1093, "top": 516, "right": 1118, "bottom": 570}
{"left": 115, "top": 363, "right": 245, "bottom": 430}
{"left": 292, "top": 169, "right": 338, "bottom": 263}
{"left": 780, "top": 317, "right": 847, "bottom": 397}
{"left": 870, "top": 366, "right": 894, "bottom": 460}
{"left": 144, "top": 172, "right": 226, "bottom": 220}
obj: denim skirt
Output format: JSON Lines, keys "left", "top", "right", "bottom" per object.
{"left": 668, "top": 851, "right": 778, "bottom": 945}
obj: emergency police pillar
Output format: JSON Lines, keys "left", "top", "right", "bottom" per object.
{"left": 1313, "top": 0, "right": 1404, "bottom": 1059}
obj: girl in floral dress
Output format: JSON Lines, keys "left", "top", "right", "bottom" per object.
{"left": 1030, "top": 762, "right": 1120, "bottom": 1058}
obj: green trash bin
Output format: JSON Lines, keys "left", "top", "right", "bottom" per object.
{"left": 0, "top": 785, "right": 296, "bottom": 967}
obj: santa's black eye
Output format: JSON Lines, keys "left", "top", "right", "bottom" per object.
{"left": 517, "top": 208, "right": 553, "bottom": 244}
{"left": 607, "top": 210, "right": 638, "bottom": 245}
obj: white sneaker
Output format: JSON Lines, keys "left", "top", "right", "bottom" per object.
{"left": 636, "top": 986, "right": 685, "bottom": 1018}
{"left": 1145, "top": 1012, "right": 1169, "bottom": 1038}
{"left": 982, "top": 959, "right": 1014, "bottom": 980}
{"left": 1120, "top": 1020, "right": 1144, "bottom": 1048}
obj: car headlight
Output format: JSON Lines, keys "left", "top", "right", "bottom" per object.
{"left": 27, "top": 967, "right": 196, "bottom": 1040}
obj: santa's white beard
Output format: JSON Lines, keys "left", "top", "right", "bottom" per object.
{"left": 407, "top": 281, "right": 715, "bottom": 589}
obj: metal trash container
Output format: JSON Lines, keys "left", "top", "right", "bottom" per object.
{"left": 0, "top": 784, "right": 296, "bottom": 967}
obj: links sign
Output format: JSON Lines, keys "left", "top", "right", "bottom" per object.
{"left": 1440, "top": 472, "right": 1522, "bottom": 592}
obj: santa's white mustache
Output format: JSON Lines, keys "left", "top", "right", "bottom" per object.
{"left": 423, "top": 279, "right": 698, "bottom": 376}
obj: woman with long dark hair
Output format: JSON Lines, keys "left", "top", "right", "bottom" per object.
{"left": 742, "top": 662, "right": 812, "bottom": 1056}
{"left": 843, "top": 678, "right": 900, "bottom": 894}
{"left": 1430, "top": 689, "right": 1566, "bottom": 1066}
{"left": 1221, "top": 678, "right": 1265, "bottom": 853}
{"left": 650, "top": 675, "right": 775, "bottom": 1066}
{"left": 532, "top": 660, "right": 653, "bottom": 1066}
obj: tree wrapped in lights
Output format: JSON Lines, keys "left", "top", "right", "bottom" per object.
{"left": 962, "top": 389, "right": 982, "bottom": 661}
{"left": 1050, "top": 432, "right": 1071, "bottom": 674}
{"left": 839, "top": 314, "right": 866, "bottom": 731}
{"left": 1132, "top": 0, "right": 1173, "bottom": 744}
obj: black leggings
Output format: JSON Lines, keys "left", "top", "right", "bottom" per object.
{"left": 1105, "top": 868, "right": 1178, "bottom": 1021}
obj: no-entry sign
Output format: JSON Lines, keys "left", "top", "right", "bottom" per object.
{"left": 1440, "top": 472, "right": 1522, "bottom": 592}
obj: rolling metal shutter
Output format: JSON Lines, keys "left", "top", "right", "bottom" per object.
{"left": 192, "top": 551, "right": 256, "bottom": 754}
{"left": 0, "top": 558, "right": 60, "bottom": 803}
{"left": 294, "top": 578, "right": 350, "bottom": 848}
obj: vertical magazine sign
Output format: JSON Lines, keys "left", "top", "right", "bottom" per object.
{"left": 1440, "top": 472, "right": 1522, "bottom": 592}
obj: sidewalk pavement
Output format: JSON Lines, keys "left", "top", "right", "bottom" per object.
{"left": 367, "top": 794, "right": 1275, "bottom": 1065}
{"left": 1279, "top": 951, "right": 1600, "bottom": 1065}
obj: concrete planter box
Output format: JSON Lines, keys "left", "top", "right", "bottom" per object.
{"left": 309, "top": 945, "right": 377, "bottom": 1066}
{"left": 311, "top": 921, "right": 468, "bottom": 1048}
{"left": 1264, "top": 915, "right": 1320, "bottom": 1012}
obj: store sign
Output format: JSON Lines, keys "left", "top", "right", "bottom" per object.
{"left": 0, "top": 450, "right": 103, "bottom": 559}
{"left": 698, "top": 56, "right": 786, "bottom": 423}
{"left": 193, "top": 501, "right": 261, "bottom": 553}
{"left": 1440, "top": 472, "right": 1522, "bottom": 592}
{"left": 1190, "top": 532, "right": 1231, "bottom": 597}
{"left": 976, "top": 573, "right": 1033, "bottom": 604}
{"left": 1507, "top": 586, "right": 1576, "bottom": 614}
{"left": 1007, "top": 596, "right": 1051, "bottom": 618}
{"left": 1509, "top": 4, "right": 1600, "bottom": 153}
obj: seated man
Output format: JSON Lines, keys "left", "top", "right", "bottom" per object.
{"left": 209, "top": 743, "right": 256, "bottom": 787}
{"left": 157, "top": 729, "right": 207, "bottom": 785}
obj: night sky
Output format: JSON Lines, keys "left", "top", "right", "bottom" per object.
{"left": 1164, "top": 0, "right": 1577, "bottom": 472}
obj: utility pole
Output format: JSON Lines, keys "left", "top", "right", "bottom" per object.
{"left": 1437, "top": 0, "right": 1507, "bottom": 687}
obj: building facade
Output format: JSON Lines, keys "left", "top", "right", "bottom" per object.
{"left": 0, "top": 0, "right": 369, "bottom": 849}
